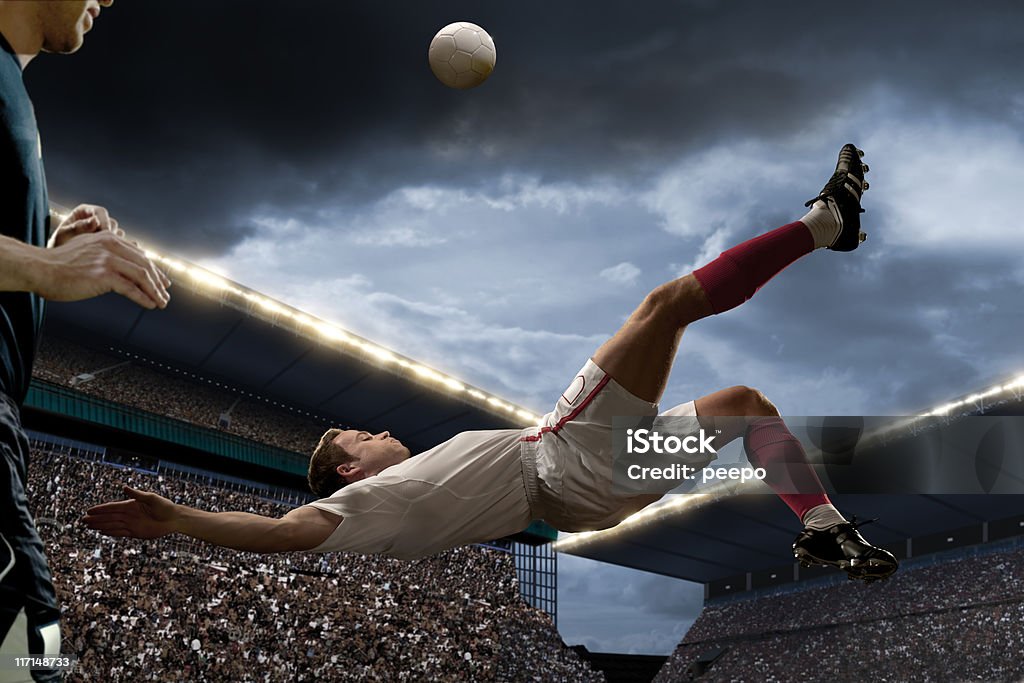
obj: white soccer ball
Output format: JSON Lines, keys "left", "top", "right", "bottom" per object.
{"left": 428, "top": 22, "right": 496, "bottom": 90}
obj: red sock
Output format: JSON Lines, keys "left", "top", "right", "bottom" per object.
{"left": 743, "top": 417, "right": 830, "bottom": 522}
{"left": 692, "top": 222, "right": 814, "bottom": 314}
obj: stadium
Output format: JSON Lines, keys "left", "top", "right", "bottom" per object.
{"left": 22, "top": 255, "right": 1024, "bottom": 682}
{"left": 5, "top": 2, "right": 1024, "bottom": 682}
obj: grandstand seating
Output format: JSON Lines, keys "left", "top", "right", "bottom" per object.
{"left": 28, "top": 443, "right": 601, "bottom": 682}
{"left": 653, "top": 544, "right": 1024, "bottom": 681}
{"left": 34, "top": 336, "right": 328, "bottom": 455}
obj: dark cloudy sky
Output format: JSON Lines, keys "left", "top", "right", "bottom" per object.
{"left": 24, "top": 0, "right": 1024, "bottom": 655}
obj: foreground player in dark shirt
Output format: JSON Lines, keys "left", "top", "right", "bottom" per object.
{"left": 0, "top": 2, "right": 170, "bottom": 680}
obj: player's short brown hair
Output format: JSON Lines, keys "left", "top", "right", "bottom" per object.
{"left": 307, "top": 428, "right": 355, "bottom": 498}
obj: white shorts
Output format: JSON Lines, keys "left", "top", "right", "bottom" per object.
{"left": 521, "top": 359, "right": 709, "bottom": 532}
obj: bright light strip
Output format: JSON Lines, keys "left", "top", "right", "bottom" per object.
{"left": 442, "top": 378, "right": 465, "bottom": 392}
{"left": 553, "top": 491, "right": 721, "bottom": 552}
{"left": 363, "top": 345, "right": 398, "bottom": 364}
{"left": 187, "top": 267, "right": 236, "bottom": 293}
{"left": 923, "top": 371, "right": 1024, "bottom": 418}
{"left": 138, "top": 245, "right": 541, "bottom": 425}
{"left": 315, "top": 323, "right": 348, "bottom": 343}
{"left": 159, "top": 257, "right": 187, "bottom": 273}
{"left": 293, "top": 314, "right": 316, "bottom": 329}
{"left": 860, "top": 371, "right": 1024, "bottom": 444}
{"left": 487, "top": 397, "right": 517, "bottom": 413}
{"left": 412, "top": 364, "right": 445, "bottom": 383}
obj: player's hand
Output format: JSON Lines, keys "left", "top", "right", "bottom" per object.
{"left": 81, "top": 486, "right": 180, "bottom": 540}
{"left": 48, "top": 204, "right": 125, "bottom": 249}
{"left": 34, "top": 222, "right": 171, "bottom": 309}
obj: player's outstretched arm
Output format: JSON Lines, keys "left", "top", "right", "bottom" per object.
{"left": 81, "top": 486, "right": 342, "bottom": 553}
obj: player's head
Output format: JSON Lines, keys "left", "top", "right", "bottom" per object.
{"left": 34, "top": 0, "right": 112, "bottom": 55}
{"left": 307, "top": 428, "right": 411, "bottom": 497}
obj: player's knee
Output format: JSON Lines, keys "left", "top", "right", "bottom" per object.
{"left": 640, "top": 276, "right": 709, "bottom": 324}
{"left": 729, "top": 385, "right": 779, "bottom": 417}
{"left": 640, "top": 283, "right": 678, "bottom": 318}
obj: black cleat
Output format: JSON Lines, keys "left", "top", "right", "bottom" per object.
{"left": 793, "top": 516, "right": 898, "bottom": 582}
{"left": 805, "top": 143, "right": 869, "bottom": 251}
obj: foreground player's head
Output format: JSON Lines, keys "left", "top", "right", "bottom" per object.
{"left": 0, "top": 0, "right": 112, "bottom": 62}
{"left": 307, "top": 428, "right": 411, "bottom": 497}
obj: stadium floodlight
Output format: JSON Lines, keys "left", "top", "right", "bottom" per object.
{"left": 314, "top": 323, "right": 349, "bottom": 343}
{"left": 965, "top": 387, "right": 1002, "bottom": 404}
{"left": 921, "top": 371, "right": 1024, "bottom": 418}
{"left": 412, "top": 364, "right": 445, "bottom": 382}
{"left": 487, "top": 397, "right": 513, "bottom": 412}
{"left": 927, "top": 402, "right": 959, "bottom": 417}
{"left": 183, "top": 264, "right": 237, "bottom": 293}
{"left": 442, "top": 378, "right": 465, "bottom": 393}
{"left": 362, "top": 344, "right": 398, "bottom": 365}
{"left": 126, "top": 242, "right": 542, "bottom": 425}
{"left": 857, "top": 370, "right": 1024, "bottom": 444}
{"left": 293, "top": 314, "right": 316, "bottom": 329}
{"left": 159, "top": 257, "right": 187, "bottom": 274}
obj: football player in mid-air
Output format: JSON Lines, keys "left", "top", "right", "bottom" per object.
{"left": 84, "top": 144, "right": 899, "bottom": 583}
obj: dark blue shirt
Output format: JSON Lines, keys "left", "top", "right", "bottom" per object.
{"left": 0, "top": 32, "right": 48, "bottom": 403}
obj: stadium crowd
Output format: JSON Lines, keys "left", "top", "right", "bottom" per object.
{"left": 33, "top": 336, "right": 327, "bottom": 454}
{"left": 654, "top": 547, "right": 1024, "bottom": 682}
{"left": 38, "top": 335, "right": 1024, "bottom": 681}
{"left": 28, "top": 445, "right": 602, "bottom": 682}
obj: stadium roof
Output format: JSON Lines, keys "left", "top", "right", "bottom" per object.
{"left": 41, "top": 253, "right": 539, "bottom": 459}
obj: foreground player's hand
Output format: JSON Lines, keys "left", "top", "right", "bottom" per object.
{"left": 48, "top": 204, "right": 125, "bottom": 249}
{"left": 81, "top": 486, "right": 180, "bottom": 540}
{"left": 35, "top": 221, "right": 171, "bottom": 309}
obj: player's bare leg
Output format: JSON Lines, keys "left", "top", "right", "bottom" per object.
{"left": 593, "top": 143, "right": 869, "bottom": 404}
{"left": 592, "top": 274, "right": 712, "bottom": 403}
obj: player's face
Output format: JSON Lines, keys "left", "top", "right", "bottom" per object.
{"left": 38, "top": 0, "right": 112, "bottom": 55}
{"left": 334, "top": 429, "right": 410, "bottom": 481}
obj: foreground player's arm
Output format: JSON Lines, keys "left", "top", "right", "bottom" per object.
{"left": 0, "top": 203, "right": 170, "bottom": 309}
{"left": 81, "top": 486, "right": 341, "bottom": 553}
